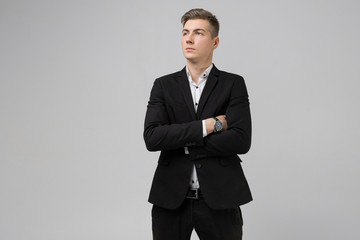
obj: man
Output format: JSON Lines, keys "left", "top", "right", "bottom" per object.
{"left": 144, "top": 8, "right": 252, "bottom": 240}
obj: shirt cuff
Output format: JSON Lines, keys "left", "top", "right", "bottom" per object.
{"left": 184, "top": 147, "right": 189, "bottom": 154}
{"left": 202, "top": 120, "right": 208, "bottom": 137}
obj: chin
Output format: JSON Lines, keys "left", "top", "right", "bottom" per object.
{"left": 184, "top": 54, "right": 196, "bottom": 60}
{"left": 185, "top": 57, "right": 196, "bottom": 62}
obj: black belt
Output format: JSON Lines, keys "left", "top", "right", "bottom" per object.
{"left": 186, "top": 188, "right": 201, "bottom": 199}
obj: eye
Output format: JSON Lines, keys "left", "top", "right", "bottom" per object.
{"left": 182, "top": 32, "right": 188, "bottom": 36}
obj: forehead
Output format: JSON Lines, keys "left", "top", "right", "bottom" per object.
{"left": 183, "top": 19, "right": 210, "bottom": 31}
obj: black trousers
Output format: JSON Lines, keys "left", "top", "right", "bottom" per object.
{"left": 152, "top": 192, "right": 243, "bottom": 240}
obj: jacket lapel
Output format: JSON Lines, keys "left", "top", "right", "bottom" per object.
{"left": 177, "top": 67, "right": 197, "bottom": 120}
{"left": 196, "top": 66, "right": 220, "bottom": 118}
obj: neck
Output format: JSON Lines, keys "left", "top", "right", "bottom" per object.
{"left": 186, "top": 60, "right": 212, "bottom": 84}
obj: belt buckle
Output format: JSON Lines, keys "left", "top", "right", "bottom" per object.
{"left": 187, "top": 189, "right": 199, "bottom": 199}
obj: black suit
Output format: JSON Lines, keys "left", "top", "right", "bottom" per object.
{"left": 144, "top": 65, "right": 252, "bottom": 210}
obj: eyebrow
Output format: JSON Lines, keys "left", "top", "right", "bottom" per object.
{"left": 182, "top": 28, "right": 206, "bottom": 33}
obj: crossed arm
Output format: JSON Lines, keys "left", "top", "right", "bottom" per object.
{"left": 143, "top": 77, "right": 251, "bottom": 158}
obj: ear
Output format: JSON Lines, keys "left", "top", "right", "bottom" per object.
{"left": 213, "top": 36, "right": 219, "bottom": 50}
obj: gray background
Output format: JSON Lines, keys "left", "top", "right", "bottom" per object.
{"left": 1, "top": 0, "right": 359, "bottom": 239}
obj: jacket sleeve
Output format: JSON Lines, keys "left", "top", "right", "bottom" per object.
{"left": 188, "top": 76, "right": 252, "bottom": 158}
{"left": 143, "top": 78, "right": 204, "bottom": 152}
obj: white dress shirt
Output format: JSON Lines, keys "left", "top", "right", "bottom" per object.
{"left": 185, "top": 64, "right": 213, "bottom": 189}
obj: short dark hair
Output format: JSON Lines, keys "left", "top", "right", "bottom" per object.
{"left": 181, "top": 8, "right": 219, "bottom": 38}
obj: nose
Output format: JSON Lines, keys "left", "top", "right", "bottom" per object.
{"left": 185, "top": 34, "right": 194, "bottom": 44}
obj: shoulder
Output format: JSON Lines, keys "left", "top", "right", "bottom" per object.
{"left": 156, "top": 68, "right": 184, "bottom": 82}
{"left": 152, "top": 68, "right": 186, "bottom": 91}
{"left": 218, "top": 69, "right": 244, "bottom": 82}
{"left": 216, "top": 68, "right": 248, "bottom": 94}
{"left": 211, "top": 65, "right": 244, "bottom": 82}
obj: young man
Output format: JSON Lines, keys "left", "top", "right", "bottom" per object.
{"left": 144, "top": 8, "right": 252, "bottom": 240}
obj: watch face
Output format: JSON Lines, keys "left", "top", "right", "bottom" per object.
{"left": 215, "top": 121, "right": 222, "bottom": 132}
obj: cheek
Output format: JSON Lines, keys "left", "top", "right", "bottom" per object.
{"left": 197, "top": 40, "right": 211, "bottom": 51}
{"left": 197, "top": 37, "right": 209, "bottom": 45}
{"left": 181, "top": 39, "right": 186, "bottom": 47}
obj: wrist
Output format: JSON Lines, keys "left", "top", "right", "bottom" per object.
{"left": 205, "top": 118, "right": 215, "bottom": 134}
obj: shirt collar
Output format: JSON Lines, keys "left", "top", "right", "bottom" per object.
{"left": 186, "top": 64, "right": 213, "bottom": 82}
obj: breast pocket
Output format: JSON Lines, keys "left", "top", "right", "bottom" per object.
{"left": 167, "top": 102, "right": 193, "bottom": 122}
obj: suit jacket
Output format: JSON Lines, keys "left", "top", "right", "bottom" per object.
{"left": 144, "top": 65, "right": 252, "bottom": 210}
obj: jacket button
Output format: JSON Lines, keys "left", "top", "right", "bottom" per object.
{"left": 195, "top": 163, "right": 202, "bottom": 169}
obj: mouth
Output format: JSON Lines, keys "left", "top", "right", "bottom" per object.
{"left": 185, "top": 47, "right": 195, "bottom": 51}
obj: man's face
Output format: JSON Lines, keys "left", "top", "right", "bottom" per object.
{"left": 181, "top": 19, "right": 219, "bottom": 64}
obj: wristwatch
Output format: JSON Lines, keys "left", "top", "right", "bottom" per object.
{"left": 213, "top": 117, "right": 223, "bottom": 133}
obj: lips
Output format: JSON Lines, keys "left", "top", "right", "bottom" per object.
{"left": 186, "top": 47, "right": 195, "bottom": 50}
